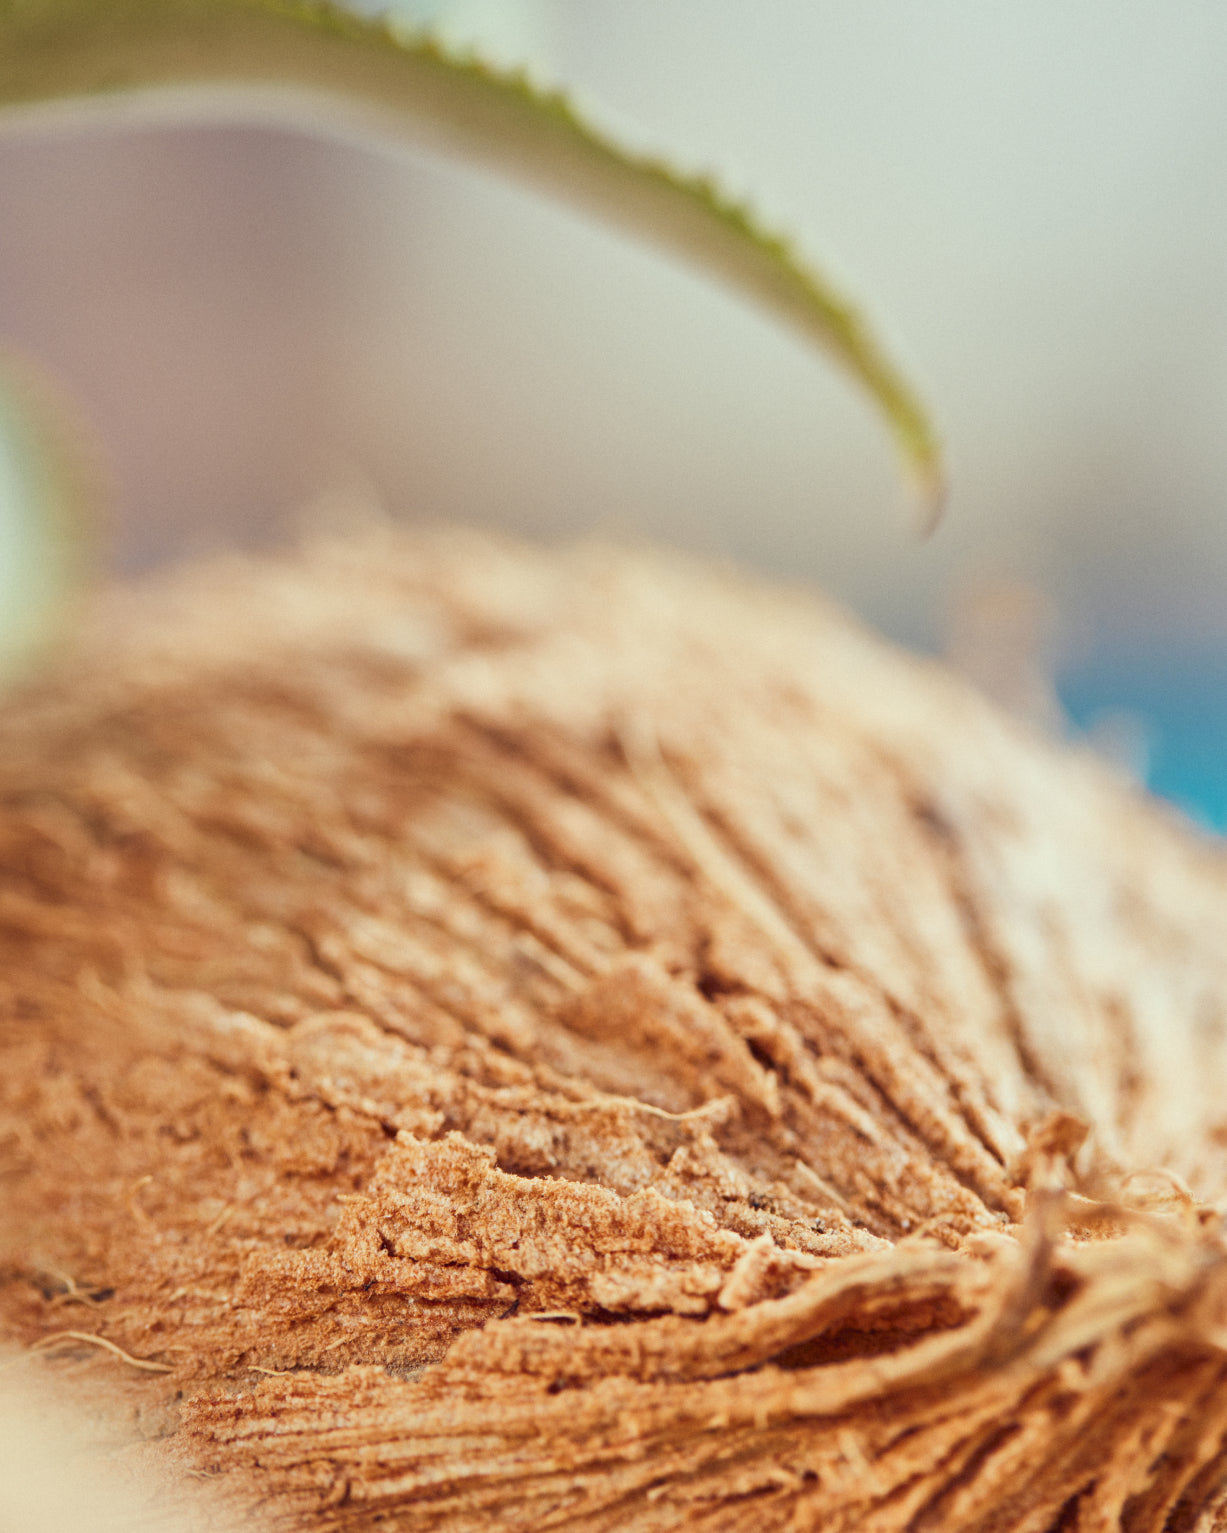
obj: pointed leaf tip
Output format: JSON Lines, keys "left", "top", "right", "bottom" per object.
{"left": 0, "top": 0, "right": 945, "bottom": 523}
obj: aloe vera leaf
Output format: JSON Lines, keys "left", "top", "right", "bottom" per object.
{"left": 0, "top": 0, "right": 945, "bottom": 515}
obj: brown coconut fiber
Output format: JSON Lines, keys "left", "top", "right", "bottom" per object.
{"left": 3, "top": 527, "right": 1227, "bottom": 1531}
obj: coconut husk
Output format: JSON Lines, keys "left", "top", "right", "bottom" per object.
{"left": 2, "top": 527, "right": 1227, "bottom": 1531}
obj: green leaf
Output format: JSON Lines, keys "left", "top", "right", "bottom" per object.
{"left": 0, "top": 0, "right": 945, "bottom": 519}
{"left": 0, "top": 350, "right": 94, "bottom": 683}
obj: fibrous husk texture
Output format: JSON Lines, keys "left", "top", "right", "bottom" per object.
{"left": 2, "top": 529, "right": 1227, "bottom": 1531}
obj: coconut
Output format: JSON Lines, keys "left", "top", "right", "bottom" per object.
{"left": 2, "top": 526, "right": 1226, "bottom": 1530}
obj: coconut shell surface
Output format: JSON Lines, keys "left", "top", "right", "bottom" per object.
{"left": 2, "top": 528, "right": 1227, "bottom": 1530}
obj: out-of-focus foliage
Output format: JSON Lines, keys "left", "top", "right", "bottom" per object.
{"left": 0, "top": 354, "right": 92, "bottom": 681}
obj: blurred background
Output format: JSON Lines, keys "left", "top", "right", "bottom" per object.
{"left": 1, "top": 2, "right": 1226, "bottom": 824}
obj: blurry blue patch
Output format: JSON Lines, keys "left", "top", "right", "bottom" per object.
{"left": 1058, "top": 651, "right": 1227, "bottom": 833}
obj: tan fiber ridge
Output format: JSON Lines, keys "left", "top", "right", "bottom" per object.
{"left": 2, "top": 528, "right": 1227, "bottom": 1528}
